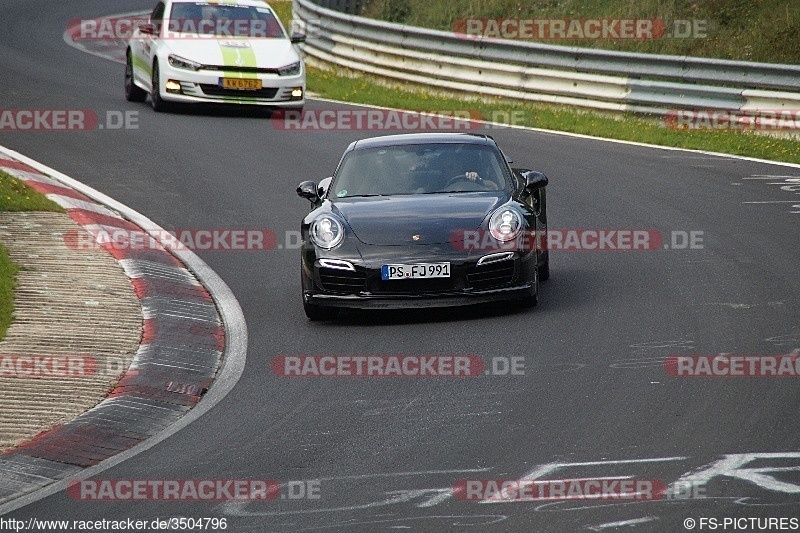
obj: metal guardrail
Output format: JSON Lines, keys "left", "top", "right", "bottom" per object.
{"left": 294, "top": 0, "right": 800, "bottom": 116}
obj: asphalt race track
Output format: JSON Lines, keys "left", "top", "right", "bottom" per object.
{"left": 1, "top": 1, "right": 799, "bottom": 531}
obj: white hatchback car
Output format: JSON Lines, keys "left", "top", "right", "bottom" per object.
{"left": 126, "top": 0, "right": 306, "bottom": 111}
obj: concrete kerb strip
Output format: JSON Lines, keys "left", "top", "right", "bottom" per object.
{"left": 0, "top": 211, "right": 142, "bottom": 452}
{"left": 0, "top": 146, "right": 247, "bottom": 514}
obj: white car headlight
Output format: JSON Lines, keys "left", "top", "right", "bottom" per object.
{"left": 278, "top": 61, "right": 301, "bottom": 76}
{"left": 310, "top": 215, "right": 345, "bottom": 249}
{"left": 168, "top": 54, "right": 202, "bottom": 71}
{"left": 489, "top": 207, "right": 523, "bottom": 242}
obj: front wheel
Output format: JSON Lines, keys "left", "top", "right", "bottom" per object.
{"left": 538, "top": 251, "right": 549, "bottom": 281}
{"left": 125, "top": 51, "right": 147, "bottom": 102}
{"left": 150, "top": 62, "right": 170, "bottom": 112}
{"left": 517, "top": 273, "right": 538, "bottom": 309}
{"left": 518, "top": 289, "right": 538, "bottom": 309}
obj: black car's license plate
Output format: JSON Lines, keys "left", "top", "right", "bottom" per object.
{"left": 381, "top": 262, "right": 450, "bottom": 280}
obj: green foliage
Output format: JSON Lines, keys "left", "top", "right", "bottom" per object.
{"left": 360, "top": 0, "right": 800, "bottom": 63}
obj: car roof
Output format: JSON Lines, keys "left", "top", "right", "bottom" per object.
{"left": 348, "top": 133, "right": 494, "bottom": 151}
{"left": 169, "top": 0, "right": 272, "bottom": 8}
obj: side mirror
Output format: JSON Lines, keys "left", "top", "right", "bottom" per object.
{"left": 522, "top": 171, "right": 548, "bottom": 193}
{"left": 290, "top": 32, "right": 307, "bottom": 44}
{"left": 138, "top": 23, "right": 156, "bottom": 35}
{"left": 318, "top": 177, "right": 333, "bottom": 198}
{"left": 297, "top": 180, "right": 319, "bottom": 204}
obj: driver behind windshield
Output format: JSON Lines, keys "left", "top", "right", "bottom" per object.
{"left": 333, "top": 144, "right": 505, "bottom": 198}
{"left": 434, "top": 147, "right": 502, "bottom": 191}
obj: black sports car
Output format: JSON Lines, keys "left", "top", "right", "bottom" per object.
{"left": 296, "top": 132, "right": 549, "bottom": 320}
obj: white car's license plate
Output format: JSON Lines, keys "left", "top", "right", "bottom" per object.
{"left": 220, "top": 78, "right": 262, "bottom": 90}
{"left": 381, "top": 262, "right": 450, "bottom": 280}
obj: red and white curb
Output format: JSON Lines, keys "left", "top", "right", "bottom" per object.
{"left": 0, "top": 147, "right": 247, "bottom": 512}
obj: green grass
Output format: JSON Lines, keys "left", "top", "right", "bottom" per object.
{"left": 0, "top": 244, "right": 16, "bottom": 341}
{"left": 271, "top": 1, "right": 294, "bottom": 29}
{"left": 0, "top": 170, "right": 63, "bottom": 341}
{"left": 0, "top": 171, "right": 64, "bottom": 212}
{"left": 361, "top": 0, "right": 800, "bottom": 64}
{"left": 304, "top": 65, "right": 800, "bottom": 164}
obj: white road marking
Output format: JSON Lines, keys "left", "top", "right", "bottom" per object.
{"left": 222, "top": 468, "right": 490, "bottom": 517}
{"left": 223, "top": 488, "right": 455, "bottom": 516}
{"left": 221, "top": 452, "right": 800, "bottom": 521}
{"left": 477, "top": 457, "right": 688, "bottom": 504}
{"left": 520, "top": 457, "right": 689, "bottom": 482}
{"left": 629, "top": 340, "right": 694, "bottom": 349}
{"left": 741, "top": 175, "right": 800, "bottom": 211}
{"left": 285, "top": 468, "right": 489, "bottom": 484}
{"left": 674, "top": 453, "right": 800, "bottom": 494}
{"left": 587, "top": 516, "right": 658, "bottom": 531}
{"left": 285, "top": 515, "right": 509, "bottom": 530}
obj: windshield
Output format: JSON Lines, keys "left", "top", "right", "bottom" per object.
{"left": 166, "top": 3, "right": 285, "bottom": 38}
{"left": 332, "top": 143, "right": 509, "bottom": 198}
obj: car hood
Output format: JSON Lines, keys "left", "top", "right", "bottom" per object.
{"left": 333, "top": 194, "right": 506, "bottom": 245}
{"left": 164, "top": 38, "right": 298, "bottom": 69}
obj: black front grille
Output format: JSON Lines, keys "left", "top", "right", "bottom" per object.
{"left": 318, "top": 268, "right": 366, "bottom": 294}
{"left": 468, "top": 261, "right": 515, "bottom": 290}
{"left": 199, "top": 85, "right": 279, "bottom": 99}
{"left": 370, "top": 277, "right": 465, "bottom": 295}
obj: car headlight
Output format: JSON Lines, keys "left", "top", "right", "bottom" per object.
{"left": 489, "top": 208, "right": 523, "bottom": 242}
{"left": 310, "top": 215, "right": 345, "bottom": 249}
{"left": 168, "top": 54, "right": 202, "bottom": 71}
{"left": 278, "top": 61, "right": 301, "bottom": 76}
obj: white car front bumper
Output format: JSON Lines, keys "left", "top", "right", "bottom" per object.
{"left": 158, "top": 61, "right": 305, "bottom": 107}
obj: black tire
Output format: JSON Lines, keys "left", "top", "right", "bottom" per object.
{"left": 538, "top": 251, "right": 550, "bottom": 281}
{"left": 303, "top": 298, "right": 338, "bottom": 321}
{"left": 125, "top": 51, "right": 147, "bottom": 102}
{"left": 150, "top": 62, "right": 170, "bottom": 112}
{"left": 518, "top": 289, "right": 538, "bottom": 309}
{"left": 518, "top": 268, "right": 539, "bottom": 309}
